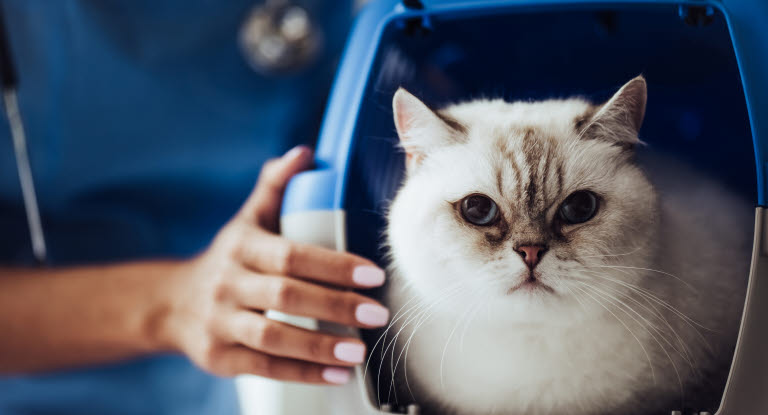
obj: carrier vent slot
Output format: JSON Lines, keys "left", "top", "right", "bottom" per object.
{"left": 679, "top": 5, "right": 715, "bottom": 27}
{"left": 402, "top": 0, "right": 425, "bottom": 10}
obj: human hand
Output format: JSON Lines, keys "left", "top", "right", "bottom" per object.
{"left": 162, "top": 146, "right": 388, "bottom": 385}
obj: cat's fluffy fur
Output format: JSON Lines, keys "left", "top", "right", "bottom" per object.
{"left": 382, "top": 77, "right": 751, "bottom": 414}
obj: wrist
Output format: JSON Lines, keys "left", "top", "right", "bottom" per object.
{"left": 142, "top": 259, "right": 194, "bottom": 354}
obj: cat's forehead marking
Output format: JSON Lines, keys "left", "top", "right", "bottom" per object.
{"left": 573, "top": 104, "right": 598, "bottom": 132}
{"left": 469, "top": 125, "right": 574, "bottom": 251}
{"left": 494, "top": 136, "right": 524, "bottom": 200}
{"left": 465, "top": 126, "right": 570, "bottom": 250}
{"left": 494, "top": 132, "right": 526, "bottom": 203}
{"left": 504, "top": 128, "right": 564, "bottom": 219}
{"left": 522, "top": 129, "right": 542, "bottom": 216}
{"left": 435, "top": 109, "right": 468, "bottom": 136}
{"left": 495, "top": 167, "right": 504, "bottom": 196}
{"left": 444, "top": 98, "right": 597, "bottom": 248}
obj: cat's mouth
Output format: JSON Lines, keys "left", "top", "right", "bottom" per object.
{"left": 507, "top": 273, "right": 554, "bottom": 295}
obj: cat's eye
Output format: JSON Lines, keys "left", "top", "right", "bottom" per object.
{"left": 460, "top": 194, "right": 499, "bottom": 226}
{"left": 559, "top": 191, "right": 598, "bottom": 224}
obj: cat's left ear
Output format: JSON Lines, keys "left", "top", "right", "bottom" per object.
{"left": 393, "top": 88, "right": 465, "bottom": 170}
{"left": 581, "top": 75, "right": 647, "bottom": 148}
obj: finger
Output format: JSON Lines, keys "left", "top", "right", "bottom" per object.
{"left": 219, "top": 345, "right": 351, "bottom": 384}
{"left": 239, "top": 145, "right": 313, "bottom": 232}
{"left": 221, "top": 311, "right": 369, "bottom": 367}
{"left": 237, "top": 230, "right": 386, "bottom": 288}
{"left": 231, "top": 274, "right": 390, "bottom": 328}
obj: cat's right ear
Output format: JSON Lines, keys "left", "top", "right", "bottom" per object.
{"left": 580, "top": 76, "right": 647, "bottom": 149}
{"left": 393, "top": 88, "right": 464, "bottom": 170}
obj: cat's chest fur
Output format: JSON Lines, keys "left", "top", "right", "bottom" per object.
{"left": 386, "top": 285, "right": 668, "bottom": 415}
{"left": 382, "top": 185, "right": 748, "bottom": 415}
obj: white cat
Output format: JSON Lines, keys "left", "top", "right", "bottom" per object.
{"left": 380, "top": 76, "right": 752, "bottom": 414}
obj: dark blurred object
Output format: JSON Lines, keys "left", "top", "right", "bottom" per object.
{"left": 0, "top": 4, "right": 46, "bottom": 263}
{"left": 239, "top": 0, "right": 323, "bottom": 75}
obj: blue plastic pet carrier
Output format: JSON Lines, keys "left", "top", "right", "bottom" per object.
{"left": 249, "top": 1, "right": 768, "bottom": 414}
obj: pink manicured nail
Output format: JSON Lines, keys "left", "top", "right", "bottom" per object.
{"left": 352, "top": 266, "right": 386, "bottom": 287}
{"left": 355, "top": 303, "right": 390, "bottom": 326}
{"left": 284, "top": 145, "right": 309, "bottom": 161}
{"left": 322, "top": 367, "right": 351, "bottom": 384}
{"left": 334, "top": 342, "right": 365, "bottom": 363}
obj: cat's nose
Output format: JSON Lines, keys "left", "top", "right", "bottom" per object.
{"left": 515, "top": 245, "right": 548, "bottom": 269}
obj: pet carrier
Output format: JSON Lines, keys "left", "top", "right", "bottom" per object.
{"left": 239, "top": 0, "right": 768, "bottom": 414}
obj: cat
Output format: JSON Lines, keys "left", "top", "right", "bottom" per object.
{"left": 377, "top": 76, "right": 752, "bottom": 415}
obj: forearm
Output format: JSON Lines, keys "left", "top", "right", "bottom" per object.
{"left": 0, "top": 260, "right": 185, "bottom": 374}
{"left": 0, "top": 146, "right": 389, "bottom": 385}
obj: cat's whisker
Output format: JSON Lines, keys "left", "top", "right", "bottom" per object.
{"left": 579, "top": 282, "right": 694, "bottom": 377}
{"left": 366, "top": 290, "right": 433, "bottom": 396}
{"left": 562, "top": 283, "right": 589, "bottom": 315}
{"left": 574, "top": 244, "right": 646, "bottom": 259}
{"left": 390, "top": 287, "right": 484, "bottom": 397}
{"left": 577, "top": 268, "right": 715, "bottom": 362}
{"left": 574, "top": 267, "right": 715, "bottom": 334}
{"left": 581, "top": 264, "right": 695, "bottom": 291}
{"left": 585, "top": 277, "right": 698, "bottom": 368}
{"left": 398, "top": 287, "right": 470, "bottom": 403}
{"left": 440, "top": 289, "right": 479, "bottom": 389}
{"left": 402, "top": 305, "right": 446, "bottom": 402}
{"left": 360, "top": 208, "right": 387, "bottom": 216}
{"left": 380, "top": 284, "right": 466, "bottom": 404}
{"left": 571, "top": 284, "right": 657, "bottom": 384}
{"left": 572, "top": 269, "right": 711, "bottom": 379}
{"left": 439, "top": 307, "right": 469, "bottom": 392}
{"left": 584, "top": 278, "right": 712, "bottom": 371}
{"left": 579, "top": 283, "right": 678, "bottom": 391}
{"left": 384, "top": 301, "right": 435, "bottom": 404}
{"left": 366, "top": 290, "right": 425, "bottom": 377}
{"left": 459, "top": 297, "right": 487, "bottom": 353}
{"left": 576, "top": 282, "right": 667, "bottom": 354}
{"left": 390, "top": 302, "right": 444, "bottom": 397}
{"left": 376, "top": 302, "right": 426, "bottom": 406}
{"left": 557, "top": 284, "right": 591, "bottom": 372}
{"left": 573, "top": 273, "right": 675, "bottom": 330}
{"left": 376, "top": 290, "right": 449, "bottom": 406}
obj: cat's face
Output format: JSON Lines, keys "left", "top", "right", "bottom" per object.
{"left": 387, "top": 77, "right": 659, "bottom": 322}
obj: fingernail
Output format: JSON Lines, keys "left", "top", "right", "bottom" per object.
{"left": 334, "top": 342, "right": 365, "bottom": 363}
{"left": 355, "top": 303, "right": 390, "bottom": 326}
{"left": 322, "top": 367, "right": 351, "bottom": 384}
{"left": 352, "top": 265, "right": 386, "bottom": 287}
{"left": 284, "top": 145, "right": 308, "bottom": 161}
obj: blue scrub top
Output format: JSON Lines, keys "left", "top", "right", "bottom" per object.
{"left": 0, "top": 1, "right": 352, "bottom": 413}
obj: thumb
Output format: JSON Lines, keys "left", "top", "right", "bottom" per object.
{"left": 241, "top": 145, "right": 313, "bottom": 232}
